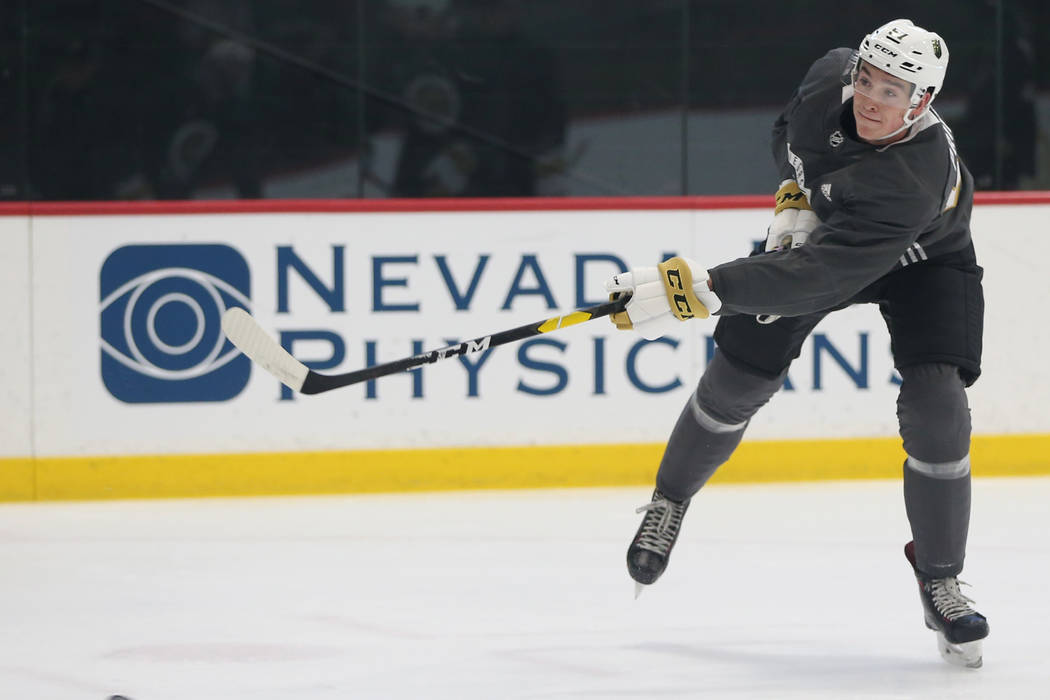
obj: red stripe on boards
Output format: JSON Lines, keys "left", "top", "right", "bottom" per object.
{"left": 0, "top": 191, "right": 1048, "bottom": 217}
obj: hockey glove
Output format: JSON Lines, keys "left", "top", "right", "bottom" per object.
{"left": 766, "top": 179, "right": 819, "bottom": 252}
{"left": 605, "top": 256, "right": 722, "bottom": 340}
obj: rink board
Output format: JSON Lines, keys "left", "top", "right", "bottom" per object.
{"left": 0, "top": 196, "right": 1048, "bottom": 500}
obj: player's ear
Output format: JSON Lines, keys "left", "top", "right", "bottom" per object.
{"left": 910, "top": 90, "right": 934, "bottom": 119}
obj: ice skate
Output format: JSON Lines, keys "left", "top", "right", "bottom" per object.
{"left": 627, "top": 490, "right": 690, "bottom": 597}
{"left": 904, "top": 541, "right": 989, "bottom": 668}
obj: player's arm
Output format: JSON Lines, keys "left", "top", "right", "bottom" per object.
{"left": 771, "top": 48, "right": 857, "bottom": 181}
{"left": 710, "top": 189, "right": 935, "bottom": 317}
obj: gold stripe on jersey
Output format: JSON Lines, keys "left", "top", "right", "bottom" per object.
{"left": 934, "top": 109, "right": 962, "bottom": 211}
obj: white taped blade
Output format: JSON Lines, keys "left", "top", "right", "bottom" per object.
{"left": 221, "top": 308, "right": 308, "bottom": 391}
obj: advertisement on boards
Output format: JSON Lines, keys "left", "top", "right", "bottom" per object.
{"left": 14, "top": 202, "right": 1050, "bottom": 459}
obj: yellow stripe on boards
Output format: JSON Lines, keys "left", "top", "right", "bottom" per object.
{"left": 25, "top": 445, "right": 660, "bottom": 501}
{"left": 0, "top": 458, "right": 36, "bottom": 500}
{"left": 1, "top": 433, "right": 1048, "bottom": 502}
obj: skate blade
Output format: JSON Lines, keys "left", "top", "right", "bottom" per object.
{"left": 936, "top": 633, "right": 983, "bottom": 669}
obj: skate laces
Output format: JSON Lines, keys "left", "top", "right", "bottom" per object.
{"left": 928, "top": 577, "right": 978, "bottom": 621}
{"left": 634, "top": 495, "right": 686, "bottom": 555}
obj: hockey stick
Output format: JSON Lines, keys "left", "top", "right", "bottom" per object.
{"left": 221, "top": 296, "right": 629, "bottom": 395}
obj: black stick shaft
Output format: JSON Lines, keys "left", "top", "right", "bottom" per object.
{"left": 300, "top": 297, "right": 627, "bottom": 394}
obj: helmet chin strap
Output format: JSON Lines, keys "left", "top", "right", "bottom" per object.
{"left": 871, "top": 111, "right": 920, "bottom": 143}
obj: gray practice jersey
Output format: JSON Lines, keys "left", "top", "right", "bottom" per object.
{"left": 708, "top": 48, "right": 975, "bottom": 317}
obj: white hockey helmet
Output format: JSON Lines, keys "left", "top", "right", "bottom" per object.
{"left": 856, "top": 19, "right": 949, "bottom": 116}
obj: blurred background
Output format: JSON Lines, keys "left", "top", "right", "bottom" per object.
{"left": 4, "top": 0, "right": 1047, "bottom": 201}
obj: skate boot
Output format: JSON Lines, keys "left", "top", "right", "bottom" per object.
{"left": 904, "top": 541, "right": 989, "bottom": 668}
{"left": 627, "top": 489, "right": 690, "bottom": 597}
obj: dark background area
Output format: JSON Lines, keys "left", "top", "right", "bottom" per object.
{"left": 4, "top": 0, "right": 1046, "bottom": 200}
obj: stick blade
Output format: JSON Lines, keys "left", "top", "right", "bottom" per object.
{"left": 222, "top": 307, "right": 308, "bottom": 392}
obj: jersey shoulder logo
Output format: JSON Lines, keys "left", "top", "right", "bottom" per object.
{"left": 829, "top": 130, "right": 844, "bottom": 148}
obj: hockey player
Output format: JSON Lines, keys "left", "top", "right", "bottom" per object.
{"left": 606, "top": 19, "right": 989, "bottom": 668}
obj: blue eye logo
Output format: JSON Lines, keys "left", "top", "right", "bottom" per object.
{"left": 99, "top": 244, "right": 251, "bottom": 403}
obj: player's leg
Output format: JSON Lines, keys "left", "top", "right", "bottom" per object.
{"left": 883, "top": 245, "right": 988, "bottom": 666}
{"left": 627, "top": 312, "right": 823, "bottom": 591}
{"left": 654, "top": 350, "right": 784, "bottom": 501}
{"left": 898, "top": 362, "right": 973, "bottom": 578}
{"left": 897, "top": 364, "right": 988, "bottom": 667}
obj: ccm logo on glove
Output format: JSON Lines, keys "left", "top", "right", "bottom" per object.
{"left": 773, "top": 179, "right": 813, "bottom": 215}
{"left": 659, "top": 258, "right": 708, "bottom": 320}
{"left": 766, "top": 179, "right": 820, "bottom": 253}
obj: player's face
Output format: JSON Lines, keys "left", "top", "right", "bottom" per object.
{"left": 852, "top": 62, "right": 916, "bottom": 144}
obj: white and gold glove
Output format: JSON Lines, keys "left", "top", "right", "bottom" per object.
{"left": 755, "top": 180, "right": 821, "bottom": 325}
{"left": 765, "top": 179, "right": 819, "bottom": 252}
{"left": 604, "top": 256, "right": 722, "bottom": 340}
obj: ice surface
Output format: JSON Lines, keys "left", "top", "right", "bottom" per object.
{"left": 0, "top": 477, "right": 1046, "bottom": 699}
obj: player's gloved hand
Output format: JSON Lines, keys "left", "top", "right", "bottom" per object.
{"left": 765, "top": 179, "right": 819, "bottom": 252}
{"left": 604, "top": 256, "right": 722, "bottom": 340}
